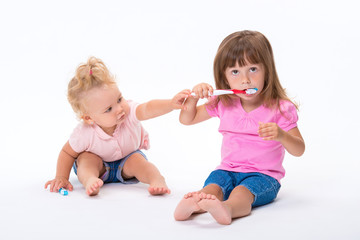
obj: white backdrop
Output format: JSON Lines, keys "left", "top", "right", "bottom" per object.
{"left": 1, "top": 0, "right": 359, "bottom": 239}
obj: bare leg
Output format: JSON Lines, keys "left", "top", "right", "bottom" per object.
{"left": 174, "top": 184, "right": 223, "bottom": 221}
{"left": 122, "top": 153, "right": 170, "bottom": 195}
{"left": 198, "top": 186, "right": 254, "bottom": 225}
{"left": 76, "top": 152, "right": 105, "bottom": 196}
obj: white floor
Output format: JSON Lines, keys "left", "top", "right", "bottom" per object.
{"left": 1, "top": 0, "right": 360, "bottom": 239}
{"left": 2, "top": 165, "right": 359, "bottom": 240}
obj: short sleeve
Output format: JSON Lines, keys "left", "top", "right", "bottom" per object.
{"left": 68, "top": 123, "right": 91, "bottom": 153}
{"left": 277, "top": 101, "right": 298, "bottom": 132}
{"left": 205, "top": 97, "right": 219, "bottom": 117}
{"left": 127, "top": 100, "right": 140, "bottom": 123}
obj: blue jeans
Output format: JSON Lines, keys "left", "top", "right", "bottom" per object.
{"left": 203, "top": 170, "right": 281, "bottom": 207}
{"left": 73, "top": 150, "right": 147, "bottom": 184}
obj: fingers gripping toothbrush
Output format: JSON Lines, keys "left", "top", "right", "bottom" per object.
{"left": 191, "top": 88, "right": 258, "bottom": 96}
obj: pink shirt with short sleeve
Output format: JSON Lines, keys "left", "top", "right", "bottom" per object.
{"left": 206, "top": 98, "right": 298, "bottom": 182}
{"left": 69, "top": 100, "right": 150, "bottom": 162}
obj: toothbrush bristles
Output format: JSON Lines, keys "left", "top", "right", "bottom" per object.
{"left": 245, "top": 88, "right": 258, "bottom": 94}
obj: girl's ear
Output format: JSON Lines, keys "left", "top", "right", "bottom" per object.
{"left": 82, "top": 115, "right": 94, "bottom": 125}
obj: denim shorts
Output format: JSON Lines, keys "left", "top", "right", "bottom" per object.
{"left": 203, "top": 170, "right": 281, "bottom": 207}
{"left": 73, "top": 150, "right": 147, "bottom": 184}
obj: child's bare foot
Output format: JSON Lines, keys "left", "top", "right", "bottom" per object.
{"left": 148, "top": 186, "right": 171, "bottom": 195}
{"left": 174, "top": 192, "right": 203, "bottom": 221}
{"left": 148, "top": 177, "right": 170, "bottom": 195}
{"left": 85, "top": 177, "right": 104, "bottom": 196}
{"left": 197, "top": 193, "right": 232, "bottom": 225}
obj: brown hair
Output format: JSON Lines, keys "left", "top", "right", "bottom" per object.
{"left": 211, "top": 30, "right": 297, "bottom": 110}
{"left": 67, "top": 56, "right": 116, "bottom": 118}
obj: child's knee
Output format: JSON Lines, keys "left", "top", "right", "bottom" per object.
{"left": 77, "top": 152, "right": 103, "bottom": 168}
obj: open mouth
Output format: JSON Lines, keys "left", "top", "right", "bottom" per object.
{"left": 244, "top": 88, "right": 258, "bottom": 95}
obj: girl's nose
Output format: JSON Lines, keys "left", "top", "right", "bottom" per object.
{"left": 241, "top": 75, "right": 251, "bottom": 84}
{"left": 116, "top": 104, "right": 123, "bottom": 113}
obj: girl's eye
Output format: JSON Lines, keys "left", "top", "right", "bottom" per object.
{"left": 105, "top": 107, "right": 112, "bottom": 113}
{"left": 231, "top": 70, "right": 239, "bottom": 75}
{"left": 117, "top": 97, "right": 122, "bottom": 103}
{"left": 249, "top": 67, "right": 257, "bottom": 73}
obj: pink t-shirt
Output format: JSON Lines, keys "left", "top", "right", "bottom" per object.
{"left": 206, "top": 98, "right": 298, "bottom": 182}
{"left": 69, "top": 100, "right": 150, "bottom": 162}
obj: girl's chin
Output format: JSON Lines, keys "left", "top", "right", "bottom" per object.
{"left": 116, "top": 118, "right": 126, "bottom": 125}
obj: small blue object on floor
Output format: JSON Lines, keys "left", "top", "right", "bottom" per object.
{"left": 59, "top": 188, "right": 68, "bottom": 196}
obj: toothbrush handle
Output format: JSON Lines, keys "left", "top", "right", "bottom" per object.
{"left": 212, "top": 90, "right": 234, "bottom": 96}
{"left": 190, "top": 90, "right": 234, "bottom": 97}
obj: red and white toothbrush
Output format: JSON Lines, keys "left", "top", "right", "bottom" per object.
{"left": 191, "top": 88, "right": 258, "bottom": 96}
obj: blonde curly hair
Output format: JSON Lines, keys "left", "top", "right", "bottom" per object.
{"left": 67, "top": 56, "right": 116, "bottom": 118}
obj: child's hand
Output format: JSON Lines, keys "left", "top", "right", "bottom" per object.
{"left": 45, "top": 177, "right": 73, "bottom": 193}
{"left": 171, "top": 89, "right": 192, "bottom": 110}
{"left": 258, "top": 122, "right": 284, "bottom": 141}
{"left": 191, "top": 83, "right": 214, "bottom": 99}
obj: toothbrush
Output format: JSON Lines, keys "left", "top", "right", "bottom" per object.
{"left": 191, "top": 88, "right": 258, "bottom": 96}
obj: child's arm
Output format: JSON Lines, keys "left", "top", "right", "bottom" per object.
{"left": 258, "top": 123, "right": 305, "bottom": 157}
{"left": 180, "top": 83, "right": 213, "bottom": 125}
{"left": 136, "top": 90, "right": 190, "bottom": 121}
{"left": 44, "top": 141, "right": 79, "bottom": 192}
